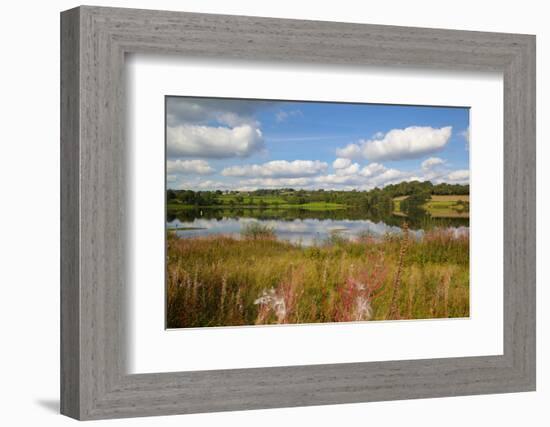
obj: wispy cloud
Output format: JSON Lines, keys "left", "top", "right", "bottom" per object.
{"left": 275, "top": 109, "right": 303, "bottom": 123}
{"left": 167, "top": 159, "right": 215, "bottom": 175}
{"left": 222, "top": 160, "right": 328, "bottom": 178}
{"left": 461, "top": 126, "right": 470, "bottom": 150}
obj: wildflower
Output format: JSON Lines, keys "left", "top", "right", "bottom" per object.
{"left": 254, "top": 288, "right": 287, "bottom": 322}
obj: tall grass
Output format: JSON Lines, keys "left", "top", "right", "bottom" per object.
{"left": 166, "top": 227, "right": 469, "bottom": 328}
{"left": 387, "top": 222, "right": 409, "bottom": 319}
{"left": 240, "top": 222, "right": 275, "bottom": 240}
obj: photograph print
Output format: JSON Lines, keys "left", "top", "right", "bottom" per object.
{"left": 166, "top": 96, "right": 470, "bottom": 329}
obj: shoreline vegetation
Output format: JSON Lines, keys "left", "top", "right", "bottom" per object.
{"left": 167, "top": 224, "right": 469, "bottom": 328}
{"left": 167, "top": 180, "right": 469, "bottom": 219}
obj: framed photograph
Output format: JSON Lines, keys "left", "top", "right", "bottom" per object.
{"left": 61, "top": 6, "right": 536, "bottom": 420}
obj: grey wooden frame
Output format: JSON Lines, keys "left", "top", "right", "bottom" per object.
{"left": 61, "top": 5, "right": 536, "bottom": 421}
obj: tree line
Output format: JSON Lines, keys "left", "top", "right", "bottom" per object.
{"left": 167, "top": 180, "right": 468, "bottom": 214}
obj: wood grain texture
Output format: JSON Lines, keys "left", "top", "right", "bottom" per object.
{"left": 60, "top": 6, "right": 536, "bottom": 420}
{"left": 60, "top": 7, "right": 80, "bottom": 419}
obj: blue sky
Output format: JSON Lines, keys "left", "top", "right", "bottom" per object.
{"left": 166, "top": 96, "right": 469, "bottom": 191}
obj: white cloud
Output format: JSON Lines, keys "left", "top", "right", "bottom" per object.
{"left": 332, "top": 158, "right": 352, "bottom": 169}
{"left": 461, "top": 126, "right": 470, "bottom": 150}
{"left": 461, "top": 127, "right": 470, "bottom": 142}
{"left": 168, "top": 175, "right": 235, "bottom": 191}
{"left": 218, "top": 160, "right": 457, "bottom": 191}
{"left": 315, "top": 174, "right": 362, "bottom": 186}
{"left": 166, "top": 97, "right": 274, "bottom": 127}
{"left": 419, "top": 162, "right": 470, "bottom": 184}
{"left": 369, "top": 169, "right": 411, "bottom": 187}
{"left": 222, "top": 160, "right": 328, "bottom": 178}
{"left": 238, "top": 177, "right": 313, "bottom": 188}
{"left": 166, "top": 98, "right": 273, "bottom": 160}
{"left": 216, "top": 112, "right": 255, "bottom": 127}
{"left": 313, "top": 164, "right": 409, "bottom": 189}
{"left": 167, "top": 124, "right": 264, "bottom": 159}
{"left": 421, "top": 157, "right": 446, "bottom": 171}
{"left": 336, "top": 163, "right": 360, "bottom": 176}
{"left": 445, "top": 169, "right": 469, "bottom": 183}
{"left": 335, "top": 143, "right": 362, "bottom": 159}
{"left": 196, "top": 180, "right": 234, "bottom": 190}
{"left": 365, "top": 126, "right": 452, "bottom": 160}
{"left": 359, "top": 163, "right": 386, "bottom": 177}
{"left": 179, "top": 163, "right": 469, "bottom": 191}
{"left": 167, "top": 159, "right": 215, "bottom": 175}
{"left": 336, "top": 126, "right": 452, "bottom": 161}
{"left": 332, "top": 158, "right": 360, "bottom": 176}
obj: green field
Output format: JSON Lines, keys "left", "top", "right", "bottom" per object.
{"left": 423, "top": 195, "right": 469, "bottom": 218}
{"left": 167, "top": 227, "right": 469, "bottom": 328}
{"left": 283, "top": 202, "right": 345, "bottom": 210}
{"left": 168, "top": 200, "right": 346, "bottom": 211}
{"left": 216, "top": 194, "right": 287, "bottom": 205}
{"left": 393, "top": 195, "right": 469, "bottom": 218}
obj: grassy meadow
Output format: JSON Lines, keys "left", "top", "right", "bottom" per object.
{"left": 166, "top": 224, "right": 469, "bottom": 328}
{"left": 393, "top": 195, "right": 470, "bottom": 219}
{"left": 168, "top": 201, "right": 346, "bottom": 212}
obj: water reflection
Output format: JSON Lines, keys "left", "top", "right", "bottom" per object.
{"left": 167, "top": 216, "right": 469, "bottom": 246}
{"left": 167, "top": 206, "right": 469, "bottom": 229}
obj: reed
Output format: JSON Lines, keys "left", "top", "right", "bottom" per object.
{"left": 387, "top": 222, "right": 410, "bottom": 320}
{"left": 166, "top": 227, "right": 469, "bottom": 328}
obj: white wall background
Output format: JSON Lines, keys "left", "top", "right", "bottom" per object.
{"left": 0, "top": 0, "right": 546, "bottom": 425}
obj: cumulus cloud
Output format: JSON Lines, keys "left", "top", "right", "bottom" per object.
{"left": 332, "top": 158, "right": 360, "bottom": 176}
{"left": 336, "top": 163, "right": 360, "bottom": 176}
{"left": 166, "top": 97, "right": 272, "bottom": 159}
{"left": 168, "top": 175, "right": 237, "bottom": 191}
{"left": 167, "top": 159, "right": 215, "bottom": 175}
{"left": 359, "top": 163, "right": 386, "bottom": 177}
{"left": 376, "top": 169, "right": 406, "bottom": 181}
{"left": 195, "top": 180, "right": 235, "bottom": 190}
{"left": 315, "top": 174, "right": 362, "bottom": 186}
{"left": 369, "top": 169, "right": 411, "bottom": 187}
{"left": 332, "top": 158, "right": 352, "bottom": 170}
{"left": 335, "top": 143, "right": 363, "bottom": 159}
{"left": 312, "top": 163, "right": 409, "bottom": 189}
{"left": 215, "top": 158, "right": 447, "bottom": 191}
{"left": 238, "top": 177, "right": 313, "bottom": 188}
{"left": 221, "top": 160, "right": 328, "bottom": 178}
{"left": 421, "top": 157, "right": 446, "bottom": 171}
{"left": 177, "top": 163, "right": 469, "bottom": 191}
{"left": 167, "top": 124, "right": 264, "bottom": 159}
{"left": 445, "top": 169, "right": 469, "bottom": 183}
{"left": 336, "top": 126, "right": 452, "bottom": 161}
